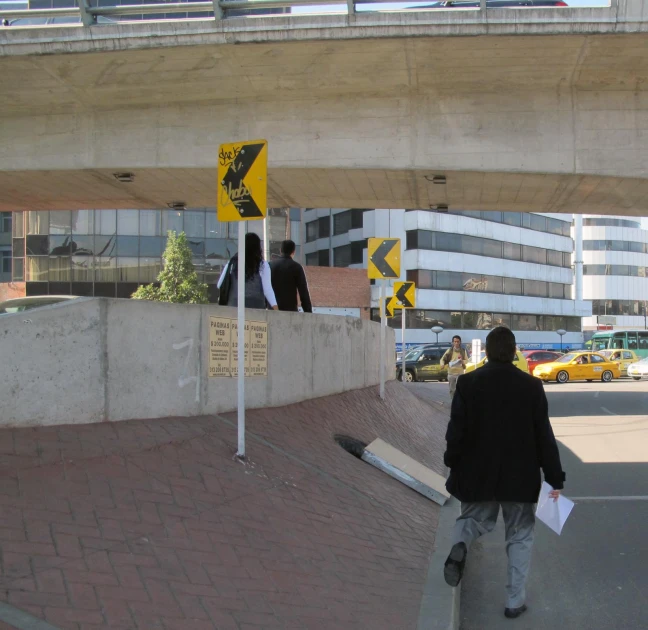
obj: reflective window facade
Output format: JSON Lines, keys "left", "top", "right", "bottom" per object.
{"left": 370, "top": 309, "right": 581, "bottom": 332}
{"left": 13, "top": 209, "right": 290, "bottom": 302}
{"left": 583, "top": 265, "right": 648, "bottom": 277}
{"left": 333, "top": 240, "right": 366, "bottom": 268}
{"left": 591, "top": 300, "right": 648, "bottom": 316}
{"left": 306, "top": 249, "right": 330, "bottom": 267}
{"left": 0, "top": 212, "right": 11, "bottom": 281}
{"left": 406, "top": 230, "right": 572, "bottom": 268}
{"left": 305, "top": 216, "right": 330, "bottom": 243}
{"left": 406, "top": 270, "right": 570, "bottom": 299}
{"left": 333, "top": 209, "right": 365, "bottom": 235}
{"left": 406, "top": 210, "right": 572, "bottom": 237}
{"left": 583, "top": 218, "right": 641, "bottom": 228}
{"left": 583, "top": 240, "right": 648, "bottom": 253}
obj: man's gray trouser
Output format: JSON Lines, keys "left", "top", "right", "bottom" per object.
{"left": 452, "top": 501, "right": 535, "bottom": 608}
{"left": 448, "top": 374, "right": 460, "bottom": 398}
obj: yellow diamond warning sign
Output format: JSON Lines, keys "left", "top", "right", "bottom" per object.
{"left": 367, "top": 238, "right": 400, "bottom": 279}
{"left": 217, "top": 140, "right": 267, "bottom": 222}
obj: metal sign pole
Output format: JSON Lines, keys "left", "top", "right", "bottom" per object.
{"left": 237, "top": 220, "right": 246, "bottom": 459}
{"left": 401, "top": 307, "right": 406, "bottom": 383}
{"left": 263, "top": 216, "right": 269, "bottom": 263}
{"left": 380, "top": 279, "right": 386, "bottom": 400}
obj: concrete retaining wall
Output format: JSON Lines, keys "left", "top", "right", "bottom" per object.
{"left": 0, "top": 297, "right": 394, "bottom": 427}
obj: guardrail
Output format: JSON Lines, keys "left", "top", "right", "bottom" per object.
{"left": 0, "top": 1, "right": 612, "bottom": 28}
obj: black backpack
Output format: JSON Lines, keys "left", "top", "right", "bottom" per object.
{"left": 217, "top": 256, "right": 236, "bottom": 306}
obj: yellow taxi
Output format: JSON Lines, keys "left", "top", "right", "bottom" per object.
{"left": 533, "top": 351, "right": 621, "bottom": 383}
{"left": 598, "top": 349, "right": 639, "bottom": 377}
{"left": 464, "top": 350, "right": 530, "bottom": 374}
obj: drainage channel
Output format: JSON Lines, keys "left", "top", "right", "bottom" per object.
{"left": 333, "top": 434, "right": 368, "bottom": 459}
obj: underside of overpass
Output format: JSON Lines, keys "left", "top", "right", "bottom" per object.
{"left": 2, "top": 8, "right": 648, "bottom": 215}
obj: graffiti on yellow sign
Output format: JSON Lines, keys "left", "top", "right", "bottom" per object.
{"left": 208, "top": 316, "right": 268, "bottom": 377}
{"left": 217, "top": 140, "right": 268, "bottom": 222}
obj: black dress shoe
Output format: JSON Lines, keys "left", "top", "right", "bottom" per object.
{"left": 504, "top": 604, "right": 528, "bottom": 619}
{"left": 443, "top": 542, "right": 467, "bottom": 587}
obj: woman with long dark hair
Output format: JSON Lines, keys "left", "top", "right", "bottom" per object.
{"left": 217, "top": 232, "right": 278, "bottom": 310}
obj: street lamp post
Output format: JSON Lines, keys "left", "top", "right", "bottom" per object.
{"left": 431, "top": 325, "right": 444, "bottom": 344}
{"left": 556, "top": 328, "right": 567, "bottom": 353}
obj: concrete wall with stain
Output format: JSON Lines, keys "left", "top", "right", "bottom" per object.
{"left": 0, "top": 298, "right": 394, "bottom": 427}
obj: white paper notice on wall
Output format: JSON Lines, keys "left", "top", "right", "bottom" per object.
{"left": 536, "top": 481, "right": 574, "bottom": 535}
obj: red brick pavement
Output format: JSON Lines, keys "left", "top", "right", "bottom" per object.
{"left": 0, "top": 382, "right": 449, "bottom": 630}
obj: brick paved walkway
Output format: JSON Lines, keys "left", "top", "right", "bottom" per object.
{"left": 0, "top": 382, "right": 448, "bottom": 630}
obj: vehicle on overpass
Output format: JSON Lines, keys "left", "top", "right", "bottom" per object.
{"left": 464, "top": 350, "right": 530, "bottom": 374}
{"left": 627, "top": 357, "right": 648, "bottom": 381}
{"left": 396, "top": 346, "right": 449, "bottom": 382}
{"left": 533, "top": 352, "right": 620, "bottom": 383}
{"left": 598, "top": 349, "right": 640, "bottom": 377}
{"left": 522, "top": 350, "right": 562, "bottom": 374}
{"left": 418, "top": 0, "right": 568, "bottom": 7}
{"left": 588, "top": 330, "right": 648, "bottom": 359}
{"left": 0, "top": 295, "right": 79, "bottom": 315}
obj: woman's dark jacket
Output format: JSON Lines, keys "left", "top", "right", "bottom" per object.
{"left": 444, "top": 361, "right": 565, "bottom": 503}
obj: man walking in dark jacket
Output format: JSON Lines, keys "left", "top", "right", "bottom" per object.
{"left": 443, "top": 326, "right": 565, "bottom": 620}
{"left": 270, "top": 240, "right": 313, "bottom": 313}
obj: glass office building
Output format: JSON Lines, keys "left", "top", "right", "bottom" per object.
{"left": 10, "top": 208, "right": 291, "bottom": 302}
{"left": 579, "top": 215, "right": 648, "bottom": 330}
{"left": 0, "top": 212, "right": 11, "bottom": 283}
{"left": 303, "top": 208, "right": 591, "bottom": 349}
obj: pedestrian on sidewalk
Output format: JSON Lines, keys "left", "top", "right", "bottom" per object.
{"left": 269, "top": 239, "right": 313, "bottom": 313}
{"left": 440, "top": 335, "right": 468, "bottom": 399}
{"left": 217, "top": 232, "right": 278, "bottom": 310}
{"left": 442, "top": 326, "right": 566, "bottom": 620}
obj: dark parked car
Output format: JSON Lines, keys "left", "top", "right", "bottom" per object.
{"left": 396, "top": 346, "right": 450, "bottom": 382}
{"left": 396, "top": 341, "right": 452, "bottom": 361}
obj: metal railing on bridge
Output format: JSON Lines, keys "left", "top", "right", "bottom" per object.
{"left": 0, "top": 0, "right": 611, "bottom": 28}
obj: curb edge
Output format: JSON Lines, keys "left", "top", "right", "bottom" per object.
{"left": 417, "top": 496, "right": 461, "bottom": 630}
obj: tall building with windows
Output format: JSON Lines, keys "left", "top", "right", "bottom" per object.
{"left": 303, "top": 208, "right": 590, "bottom": 349}
{"left": 0, "top": 212, "right": 12, "bottom": 283}
{"left": 579, "top": 215, "right": 648, "bottom": 331}
{"left": 8, "top": 208, "right": 294, "bottom": 302}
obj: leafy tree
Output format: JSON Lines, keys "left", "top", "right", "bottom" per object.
{"left": 132, "top": 231, "right": 209, "bottom": 304}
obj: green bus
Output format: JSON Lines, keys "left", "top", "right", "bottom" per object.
{"left": 588, "top": 330, "right": 648, "bottom": 358}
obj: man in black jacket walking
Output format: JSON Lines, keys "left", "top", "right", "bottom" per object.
{"left": 270, "top": 240, "right": 313, "bottom": 313}
{"left": 443, "top": 326, "right": 565, "bottom": 620}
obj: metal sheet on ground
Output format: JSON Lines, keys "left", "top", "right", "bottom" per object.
{"left": 364, "top": 438, "right": 449, "bottom": 505}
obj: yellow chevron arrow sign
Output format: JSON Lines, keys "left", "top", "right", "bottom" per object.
{"left": 393, "top": 281, "right": 416, "bottom": 309}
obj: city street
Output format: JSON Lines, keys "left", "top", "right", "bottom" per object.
{"left": 409, "top": 379, "right": 648, "bottom": 630}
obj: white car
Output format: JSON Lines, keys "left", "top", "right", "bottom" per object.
{"left": 627, "top": 357, "right": 648, "bottom": 381}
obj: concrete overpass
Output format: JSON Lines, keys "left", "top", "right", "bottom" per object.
{"left": 2, "top": 2, "right": 648, "bottom": 215}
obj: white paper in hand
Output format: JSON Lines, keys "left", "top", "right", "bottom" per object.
{"left": 535, "top": 482, "right": 574, "bottom": 535}
{"left": 449, "top": 358, "right": 462, "bottom": 368}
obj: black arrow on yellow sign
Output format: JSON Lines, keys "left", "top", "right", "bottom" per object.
{"left": 395, "top": 282, "right": 415, "bottom": 308}
{"left": 221, "top": 143, "right": 265, "bottom": 219}
{"left": 384, "top": 296, "right": 396, "bottom": 318}
{"left": 370, "top": 239, "right": 399, "bottom": 278}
